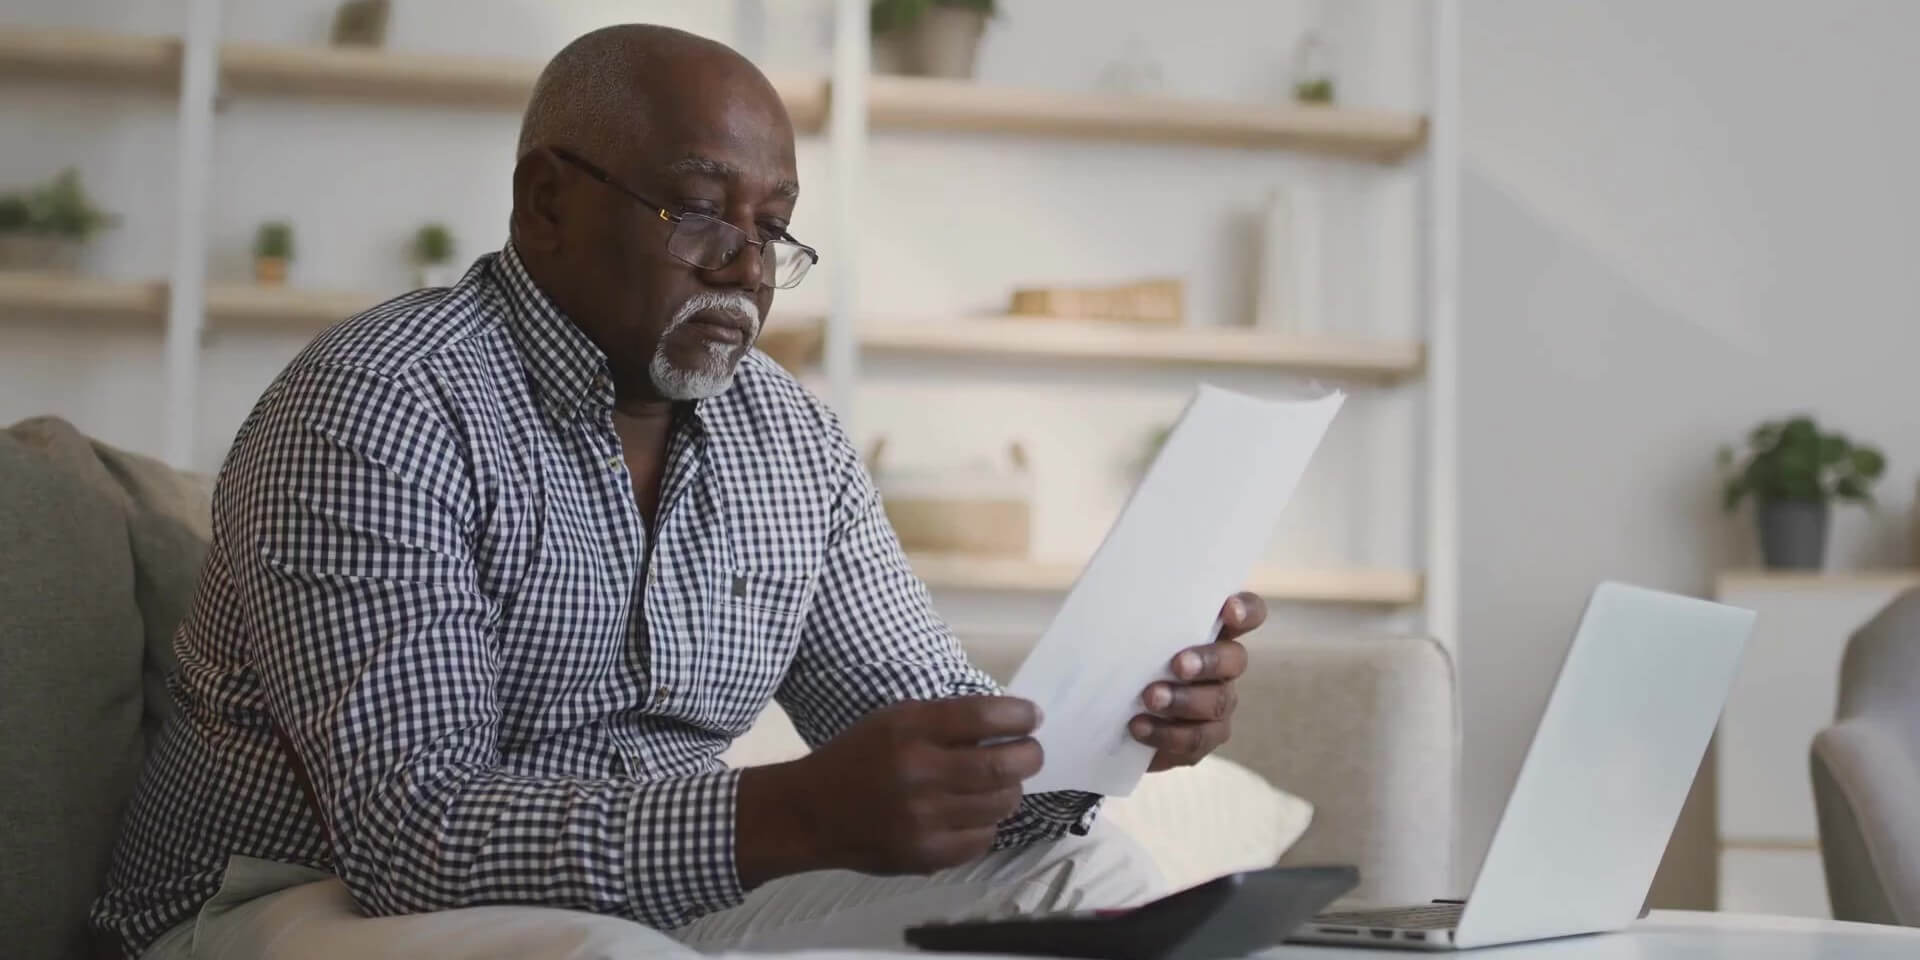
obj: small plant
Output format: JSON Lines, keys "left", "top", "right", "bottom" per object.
{"left": 254, "top": 221, "right": 294, "bottom": 260}
{"left": 871, "top": 0, "right": 996, "bottom": 33}
{"left": 1718, "top": 415, "right": 1886, "bottom": 510}
{"left": 413, "top": 223, "right": 454, "bottom": 265}
{"left": 0, "top": 168, "right": 118, "bottom": 239}
{"left": 0, "top": 195, "right": 27, "bottom": 232}
{"left": 1293, "top": 78, "right": 1335, "bottom": 104}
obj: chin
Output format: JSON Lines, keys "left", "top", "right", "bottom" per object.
{"left": 650, "top": 350, "right": 744, "bottom": 401}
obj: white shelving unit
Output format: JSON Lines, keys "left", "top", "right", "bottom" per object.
{"left": 0, "top": 4, "right": 1459, "bottom": 622}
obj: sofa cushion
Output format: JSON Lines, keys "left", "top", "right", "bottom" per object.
{"left": 0, "top": 426, "right": 148, "bottom": 960}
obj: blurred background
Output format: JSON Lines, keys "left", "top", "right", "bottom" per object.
{"left": 5, "top": 0, "right": 1918, "bottom": 926}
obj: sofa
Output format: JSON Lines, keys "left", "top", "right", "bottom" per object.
{"left": 0, "top": 416, "right": 1459, "bottom": 960}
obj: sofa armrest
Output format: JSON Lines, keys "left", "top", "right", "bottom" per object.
{"left": 962, "top": 631, "right": 1458, "bottom": 907}
{"left": 1812, "top": 719, "right": 1920, "bottom": 925}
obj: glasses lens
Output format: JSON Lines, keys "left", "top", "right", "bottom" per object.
{"left": 766, "top": 241, "right": 815, "bottom": 290}
{"left": 667, "top": 215, "right": 743, "bottom": 271}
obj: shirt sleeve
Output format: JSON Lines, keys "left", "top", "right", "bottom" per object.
{"left": 228, "top": 362, "right": 741, "bottom": 928}
{"left": 774, "top": 452, "right": 1100, "bottom": 848}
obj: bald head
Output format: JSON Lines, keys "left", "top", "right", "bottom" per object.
{"left": 517, "top": 24, "right": 790, "bottom": 166}
{"left": 509, "top": 24, "right": 803, "bottom": 407}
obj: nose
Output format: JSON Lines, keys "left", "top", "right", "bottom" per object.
{"left": 705, "top": 218, "right": 766, "bottom": 291}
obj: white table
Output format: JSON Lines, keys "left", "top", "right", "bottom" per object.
{"left": 1262, "top": 912, "right": 1920, "bottom": 958}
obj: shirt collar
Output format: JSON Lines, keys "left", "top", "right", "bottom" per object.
{"left": 493, "top": 242, "right": 613, "bottom": 424}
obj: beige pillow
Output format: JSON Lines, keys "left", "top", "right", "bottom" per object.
{"left": 722, "top": 704, "right": 1313, "bottom": 892}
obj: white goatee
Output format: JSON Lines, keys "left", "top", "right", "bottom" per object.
{"left": 649, "top": 290, "right": 762, "bottom": 400}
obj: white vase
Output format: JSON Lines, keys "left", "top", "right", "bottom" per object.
{"left": 1252, "top": 186, "right": 1323, "bottom": 333}
{"left": 901, "top": 7, "right": 988, "bottom": 79}
{"left": 415, "top": 264, "right": 456, "bottom": 288}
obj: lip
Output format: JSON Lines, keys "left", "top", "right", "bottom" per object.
{"left": 681, "top": 311, "right": 751, "bottom": 345}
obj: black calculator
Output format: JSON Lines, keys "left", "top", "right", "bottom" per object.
{"left": 905, "top": 864, "right": 1360, "bottom": 960}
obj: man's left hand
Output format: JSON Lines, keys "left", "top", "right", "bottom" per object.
{"left": 1131, "top": 591, "right": 1266, "bottom": 771}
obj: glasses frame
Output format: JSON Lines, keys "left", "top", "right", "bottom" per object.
{"left": 550, "top": 147, "right": 819, "bottom": 290}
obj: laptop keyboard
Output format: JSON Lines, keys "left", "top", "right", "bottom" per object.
{"left": 1317, "top": 903, "right": 1465, "bottom": 931}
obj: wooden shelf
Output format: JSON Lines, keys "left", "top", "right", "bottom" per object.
{"left": 219, "top": 41, "right": 543, "bottom": 110}
{"left": 1, "top": 25, "right": 1426, "bottom": 157}
{"left": 910, "top": 552, "right": 1423, "bottom": 606}
{"left": 0, "top": 26, "right": 828, "bottom": 128}
{"left": 205, "top": 285, "right": 382, "bottom": 330}
{"left": 868, "top": 75, "right": 1428, "bottom": 161}
{"left": 763, "top": 317, "right": 1423, "bottom": 382}
{"left": 0, "top": 26, "right": 178, "bottom": 89}
{"left": 0, "top": 271, "right": 166, "bottom": 322}
{"left": 1716, "top": 570, "right": 1920, "bottom": 594}
{"left": 0, "top": 273, "right": 385, "bottom": 331}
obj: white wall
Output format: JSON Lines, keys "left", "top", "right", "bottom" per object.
{"left": 1458, "top": 0, "right": 1920, "bottom": 887}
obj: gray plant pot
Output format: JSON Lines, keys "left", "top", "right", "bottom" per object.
{"left": 875, "top": 7, "right": 988, "bottom": 79}
{"left": 1757, "top": 499, "right": 1830, "bottom": 570}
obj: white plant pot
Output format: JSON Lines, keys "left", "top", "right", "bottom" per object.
{"left": 415, "top": 264, "right": 457, "bottom": 288}
{"left": 0, "top": 233, "right": 86, "bottom": 272}
{"left": 880, "top": 7, "right": 988, "bottom": 80}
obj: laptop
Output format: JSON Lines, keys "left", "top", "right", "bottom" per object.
{"left": 1294, "top": 581, "right": 1754, "bottom": 950}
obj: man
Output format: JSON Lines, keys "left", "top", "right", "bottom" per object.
{"left": 93, "top": 24, "right": 1265, "bottom": 959}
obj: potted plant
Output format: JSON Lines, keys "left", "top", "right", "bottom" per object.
{"left": 871, "top": 0, "right": 997, "bottom": 79}
{"left": 0, "top": 168, "right": 118, "bottom": 271}
{"left": 413, "top": 223, "right": 456, "bottom": 287}
{"left": 1719, "top": 415, "right": 1886, "bottom": 570}
{"left": 254, "top": 221, "right": 294, "bottom": 287}
{"left": 1292, "top": 31, "right": 1336, "bottom": 104}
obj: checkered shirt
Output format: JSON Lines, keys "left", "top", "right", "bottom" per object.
{"left": 91, "top": 246, "right": 1098, "bottom": 956}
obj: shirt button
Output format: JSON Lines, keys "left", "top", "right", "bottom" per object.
{"left": 655, "top": 684, "right": 671, "bottom": 703}
{"left": 606, "top": 456, "right": 620, "bottom": 470}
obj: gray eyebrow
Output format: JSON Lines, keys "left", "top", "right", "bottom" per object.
{"left": 668, "top": 155, "right": 800, "bottom": 201}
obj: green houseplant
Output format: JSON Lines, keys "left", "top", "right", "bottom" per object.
{"left": 871, "top": 0, "right": 997, "bottom": 79}
{"left": 1719, "top": 415, "right": 1886, "bottom": 570}
{"left": 0, "top": 168, "right": 118, "bottom": 271}
{"left": 413, "top": 222, "right": 456, "bottom": 287}
{"left": 253, "top": 221, "right": 294, "bottom": 287}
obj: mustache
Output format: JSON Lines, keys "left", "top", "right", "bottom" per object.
{"left": 667, "top": 291, "right": 762, "bottom": 336}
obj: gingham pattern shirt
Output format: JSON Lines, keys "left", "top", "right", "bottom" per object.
{"left": 92, "top": 246, "right": 1097, "bottom": 956}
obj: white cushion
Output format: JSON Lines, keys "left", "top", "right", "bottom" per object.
{"left": 1100, "top": 757, "right": 1314, "bottom": 893}
{"left": 722, "top": 705, "right": 1313, "bottom": 890}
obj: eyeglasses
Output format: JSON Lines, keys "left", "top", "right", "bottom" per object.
{"left": 551, "top": 147, "right": 818, "bottom": 290}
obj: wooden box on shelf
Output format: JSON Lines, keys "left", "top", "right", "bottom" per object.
{"left": 1009, "top": 278, "right": 1183, "bottom": 326}
{"left": 871, "top": 439, "right": 1032, "bottom": 557}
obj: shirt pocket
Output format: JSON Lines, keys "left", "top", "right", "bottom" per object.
{"left": 702, "top": 568, "right": 813, "bottom": 736}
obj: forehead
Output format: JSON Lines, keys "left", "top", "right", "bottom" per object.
{"left": 633, "top": 75, "right": 798, "bottom": 194}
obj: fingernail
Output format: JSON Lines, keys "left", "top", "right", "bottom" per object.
{"left": 1145, "top": 685, "right": 1171, "bottom": 710}
{"left": 1130, "top": 717, "right": 1153, "bottom": 738}
{"left": 1178, "top": 651, "right": 1202, "bottom": 677}
{"left": 1228, "top": 596, "right": 1246, "bottom": 620}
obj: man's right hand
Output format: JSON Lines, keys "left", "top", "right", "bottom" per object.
{"left": 735, "top": 696, "right": 1044, "bottom": 886}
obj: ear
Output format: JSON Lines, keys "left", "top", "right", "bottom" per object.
{"left": 510, "top": 149, "right": 566, "bottom": 254}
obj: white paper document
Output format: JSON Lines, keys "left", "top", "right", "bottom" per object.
{"left": 1007, "top": 386, "right": 1344, "bottom": 797}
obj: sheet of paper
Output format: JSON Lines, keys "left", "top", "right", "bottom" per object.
{"left": 1007, "top": 385, "right": 1344, "bottom": 796}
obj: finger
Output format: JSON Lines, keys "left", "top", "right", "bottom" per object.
{"left": 1216, "top": 592, "right": 1267, "bottom": 642}
{"left": 936, "top": 738, "right": 1044, "bottom": 793}
{"left": 1141, "top": 680, "right": 1237, "bottom": 722}
{"left": 915, "top": 696, "right": 1042, "bottom": 744}
{"left": 1129, "top": 715, "right": 1228, "bottom": 761}
{"left": 1170, "top": 638, "right": 1249, "bottom": 682}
